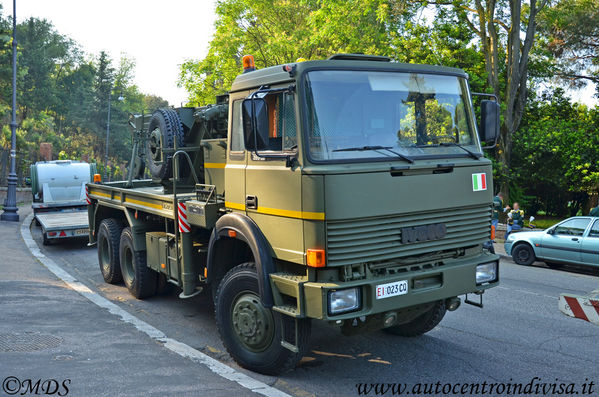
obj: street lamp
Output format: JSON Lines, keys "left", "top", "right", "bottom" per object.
{"left": 103, "top": 88, "right": 124, "bottom": 181}
{"left": 1, "top": 0, "right": 19, "bottom": 222}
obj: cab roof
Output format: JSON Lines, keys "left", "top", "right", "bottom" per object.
{"left": 230, "top": 54, "right": 469, "bottom": 93}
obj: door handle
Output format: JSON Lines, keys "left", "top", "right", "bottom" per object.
{"left": 245, "top": 195, "right": 258, "bottom": 210}
{"left": 572, "top": 237, "right": 579, "bottom": 241}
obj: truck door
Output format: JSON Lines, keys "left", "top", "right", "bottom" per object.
{"left": 244, "top": 90, "right": 304, "bottom": 263}
{"left": 225, "top": 97, "right": 247, "bottom": 214}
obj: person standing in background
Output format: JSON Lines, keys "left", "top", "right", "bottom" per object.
{"left": 492, "top": 193, "right": 509, "bottom": 241}
{"left": 505, "top": 202, "right": 524, "bottom": 239}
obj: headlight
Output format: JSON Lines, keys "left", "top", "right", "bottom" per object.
{"left": 328, "top": 287, "right": 361, "bottom": 315}
{"left": 476, "top": 262, "right": 498, "bottom": 284}
{"left": 506, "top": 234, "right": 516, "bottom": 242}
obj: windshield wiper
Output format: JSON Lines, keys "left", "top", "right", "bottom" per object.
{"left": 439, "top": 142, "right": 481, "bottom": 160}
{"left": 411, "top": 142, "right": 481, "bottom": 160}
{"left": 332, "top": 145, "right": 414, "bottom": 163}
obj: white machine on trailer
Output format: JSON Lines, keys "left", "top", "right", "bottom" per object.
{"left": 29, "top": 160, "right": 96, "bottom": 245}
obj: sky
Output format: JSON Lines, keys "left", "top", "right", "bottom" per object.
{"left": 0, "top": 0, "right": 218, "bottom": 106}
{"left": 0, "top": 0, "right": 596, "bottom": 107}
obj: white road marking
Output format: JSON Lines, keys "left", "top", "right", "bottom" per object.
{"left": 20, "top": 213, "right": 291, "bottom": 397}
{"left": 495, "top": 285, "right": 557, "bottom": 300}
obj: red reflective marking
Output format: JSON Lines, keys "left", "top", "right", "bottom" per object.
{"left": 481, "top": 174, "right": 487, "bottom": 189}
{"left": 565, "top": 296, "right": 588, "bottom": 321}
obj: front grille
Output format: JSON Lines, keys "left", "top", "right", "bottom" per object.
{"left": 326, "top": 205, "right": 491, "bottom": 266}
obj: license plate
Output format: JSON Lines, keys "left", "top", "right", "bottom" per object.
{"left": 75, "top": 229, "right": 89, "bottom": 235}
{"left": 375, "top": 280, "right": 408, "bottom": 299}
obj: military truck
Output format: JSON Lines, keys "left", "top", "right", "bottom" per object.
{"left": 87, "top": 54, "right": 500, "bottom": 375}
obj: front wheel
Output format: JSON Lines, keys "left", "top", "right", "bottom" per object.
{"left": 384, "top": 301, "right": 446, "bottom": 337}
{"left": 215, "top": 263, "right": 311, "bottom": 375}
{"left": 512, "top": 243, "right": 536, "bottom": 266}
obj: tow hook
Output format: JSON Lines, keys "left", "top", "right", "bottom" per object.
{"left": 445, "top": 297, "right": 461, "bottom": 311}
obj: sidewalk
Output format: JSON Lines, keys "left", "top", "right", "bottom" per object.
{"left": 0, "top": 207, "right": 264, "bottom": 397}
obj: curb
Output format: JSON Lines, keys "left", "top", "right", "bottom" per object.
{"left": 558, "top": 291, "right": 599, "bottom": 326}
{"left": 20, "top": 213, "right": 292, "bottom": 397}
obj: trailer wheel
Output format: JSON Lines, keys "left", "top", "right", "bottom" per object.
{"left": 97, "top": 218, "right": 124, "bottom": 284}
{"left": 215, "top": 263, "right": 311, "bottom": 375}
{"left": 146, "top": 109, "right": 184, "bottom": 180}
{"left": 42, "top": 233, "right": 50, "bottom": 246}
{"left": 119, "top": 227, "right": 157, "bottom": 299}
{"left": 384, "top": 301, "right": 446, "bottom": 337}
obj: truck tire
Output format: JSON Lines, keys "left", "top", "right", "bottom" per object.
{"left": 42, "top": 232, "right": 50, "bottom": 246}
{"left": 97, "top": 218, "right": 124, "bottom": 284}
{"left": 119, "top": 227, "right": 157, "bottom": 299}
{"left": 215, "top": 263, "right": 311, "bottom": 375}
{"left": 512, "top": 243, "right": 536, "bottom": 266}
{"left": 384, "top": 301, "right": 446, "bottom": 337}
{"left": 146, "top": 109, "right": 184, "bottom": 180}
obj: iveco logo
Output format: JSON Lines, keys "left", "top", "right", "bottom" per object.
{"left": 401, "top": 223, "right": 447, "bottom": 244}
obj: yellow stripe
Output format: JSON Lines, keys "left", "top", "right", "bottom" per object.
{"left": 204, "top": 162, "right": 226, "bottom": 169}
{"left": 124, "top": 197, "right": 163, "bottom": 210}
{"left": 91, "top": 189, "right": 164, "bottom": 210}
{"left": 224, "top": 201, "right": 325, "bottom": 220}
{"left": 225, "top": 201, "right": 246, "bottom": 211}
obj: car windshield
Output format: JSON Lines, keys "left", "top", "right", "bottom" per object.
{"left": 304, "top": 70, "right": 481, "bottom": 161}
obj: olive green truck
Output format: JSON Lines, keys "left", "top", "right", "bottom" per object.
{"left": 87, "top": 54, "right": 500, "bottom": 375}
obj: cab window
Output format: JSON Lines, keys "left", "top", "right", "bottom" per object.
{"left": 588, "top": 220, "right": 599, "bottom": 238}
{"left": 554, "top": 218, "right": 590, "bottom": 236}
{"left": 230, "top": 100, "right": 244, "bottom": 152}
{"left": 262, "top": 92, "right": 297, "bottom": 152}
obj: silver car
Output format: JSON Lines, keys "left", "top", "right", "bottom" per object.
{"left": 504, "top": 216, "right": 599, "bottom": 267}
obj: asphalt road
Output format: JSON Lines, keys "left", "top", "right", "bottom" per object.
{"left": 32, "top": 225, "right": 599, "bottom": 397}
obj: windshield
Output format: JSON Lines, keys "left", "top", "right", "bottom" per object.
{"left": 304, "top": 70, "right": 481, "bottom": 161}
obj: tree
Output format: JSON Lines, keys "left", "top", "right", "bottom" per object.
{"left": 538, "top": 0, "right": 599, "bottom": 93}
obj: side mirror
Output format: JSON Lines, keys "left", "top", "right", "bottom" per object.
{"left": 24, "top": 177, "right": 31, "bottom": 186}
{"left": 480, "top": 100, "right": 500, "bottom": 145}
{"left": 242, "top": 98, "right": 269, "bottom": 151}
{"left": 547, "top": 228, "right": 554, "bottom": 235}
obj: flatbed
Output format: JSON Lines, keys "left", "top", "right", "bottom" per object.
{"left": 36, "top": 209, "right": 89, "bottom": 245}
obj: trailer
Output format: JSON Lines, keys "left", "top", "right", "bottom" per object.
{"left": 30, "top": 160, "right": 96, "bottom": 245}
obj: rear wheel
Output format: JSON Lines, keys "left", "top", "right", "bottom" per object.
{"left": 97, "top": 218, "right": 124, "bottom": 284}
{"left": 384, "top": 301, "right": 446, "bottom": 337}
{"left": 215, "top": 263, "right": 311, "bottom": 375}
{"left": 42, "top": 233, "right": 50, "bottom": 246}
{"left": 119, "top": 227, "right": 157, "bottom": 299}
{"left": 512, "top": 243, "right": 536, "bottom": 265}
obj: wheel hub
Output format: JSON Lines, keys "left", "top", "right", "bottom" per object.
{"left": 231, "top": 293, "right": 273, "bottom": 352}
{"left": 149, "top": 128, "right": 162, "bottom": 161}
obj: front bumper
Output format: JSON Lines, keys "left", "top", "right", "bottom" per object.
{"left": 504, "top": 241, "right": 514, "bottom": 256}
{"left": 271, "top": 252, "right": 499, "bottom": 321}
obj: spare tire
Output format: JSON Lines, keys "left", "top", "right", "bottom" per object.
{"left": 146, "top": 109, "right": 184, "bottom": 180}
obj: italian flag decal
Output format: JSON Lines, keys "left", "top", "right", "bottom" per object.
{"left": 472, "top": 173, "right": 487, "bottom": 191}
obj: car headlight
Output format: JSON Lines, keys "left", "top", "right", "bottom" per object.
{"left": 476, "top": 262, "right": 498, "bottom": 284}
{"left": 506, "top": 234, "right": 516, "bottom": 242}
{"left": 328, "top": 287, "right": 361, "bottom": 315}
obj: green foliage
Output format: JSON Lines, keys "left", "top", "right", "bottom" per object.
{"left": 512, "top": 88, "right": 599, "bottom": 216}
{"left": 0, "top": 9, "right": 168, "bottom": 178}
{"left": 178, "top": 0, "right": 481, "bottom": 105}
